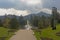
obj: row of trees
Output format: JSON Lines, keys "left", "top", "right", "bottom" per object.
{"left": 0, "top": 15, "right": 26, "bottom": 29}
{"left": 30, "top": 7, "right": 60, "bottom": 30}
{"left": 30, "top": 15, "right": 50, "bottom": 29}
{"left": 30, "top": 7, "right": 60, "bottom": 29}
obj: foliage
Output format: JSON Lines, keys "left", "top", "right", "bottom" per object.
{"left": 19, "top": 15, "right": 27, "bottom": 28}
{"left": 32, "top": 15, "right": 39, "bottom": 27}
{"left": 0, "top": 19, "right": 3, "bottom": 27}
{"left": 30, "top": 15, "right": 50, "bottom": 29}
{"left": 3, "top": 17, "right": 10, "bottom": 28}
{"left": 9, "top": 17, "right": 19, "bottom": 29}
{"left": 38, "top": 15, "right": 50, "bottom": 29}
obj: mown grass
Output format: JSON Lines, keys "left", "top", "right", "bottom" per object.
{"left": 34, "top": 24, "right": 60, "bottom": 40}
{"left": 0, "top": 27, "right": 14, "bottom": 40}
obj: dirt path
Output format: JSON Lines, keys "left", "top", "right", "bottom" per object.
{"left": 9, "top": 29, "right": 36, "bottom": 40}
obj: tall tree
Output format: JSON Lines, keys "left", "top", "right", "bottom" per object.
{"left": 9, "top": 16, "right": 19, "bottom": 29}
{"left": 0, "top": 19, "right": 3, "bottom": 27}
{"left": 38, "top": 15, "right": 48, "bottom": 29}
{"left": 31, "top": 15, "right": 39, "bottom": 27}
{"left": 3, "top": 15, "right": 10, "bottom": 28}
{"left": 51, "top": 7, "right": 57, "bottom": 30}
{"left": 19, "top": 15, "right": 26, "bottom": 28}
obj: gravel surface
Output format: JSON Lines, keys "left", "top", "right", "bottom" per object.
{"left": 9, "top": 29, "right": 36, "bottom": 40}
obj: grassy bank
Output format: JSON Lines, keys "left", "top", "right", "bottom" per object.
{"left": 34, "top": 24, "right": 60, "bottom": 40}
{"left": 0, "top": 27, "right": 14, "bottom": 40}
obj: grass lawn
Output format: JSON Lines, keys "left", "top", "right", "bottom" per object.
{"left": 0, "top": 27, "right": 14, "bottom": 40}
{"left": 34, "top": 24, "right": 60, "bottom": 40}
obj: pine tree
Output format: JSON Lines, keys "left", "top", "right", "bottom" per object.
{"left": 3, "top": 16, "right": 10, "bottom": 28}
{"left": 31, "top": 15, "right": 39, "bottom": 27}
{"left": 19, "top": 15, "right": 26, "bottom": 28}
{"left": 9, "top": 16, "right": 19, "bottom": 29}
{"left": 51, "top": 7, "right": 57, "bottom": 30}
{"left": 0, "top": 19, "right": 3, "bottom": 27}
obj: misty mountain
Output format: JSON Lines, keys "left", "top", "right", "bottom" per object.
{"left": 0, "top": 11, "right": 51, "bottom": 21}
{"left": 37, "top": 11, "right": 51, "bottom": 17}
{"left": 24, "top": 11, "right": 51, "bottom": 20}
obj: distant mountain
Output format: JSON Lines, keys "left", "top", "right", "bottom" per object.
{"left": 24, "top": 11, "right": 51, "bottom": 20}
{"left": 37, "top": 11, "right": 51, "bottom": 17}
{"left": 0, "top": 11, "right": 51, "bottom": 21}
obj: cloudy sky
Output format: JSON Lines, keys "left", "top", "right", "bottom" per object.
{"left": 0, "top": 0, "right": 59, "bottom": 16}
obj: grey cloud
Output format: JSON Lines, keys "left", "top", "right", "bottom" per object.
{"left": 42, "top": 0, "right": 60, "bottom": 9}
{"left": 0, "top": 0, "right": 60, "bottom": 13}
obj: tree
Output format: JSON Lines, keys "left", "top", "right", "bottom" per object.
{"left": 0, "top": 19, "right": 3, "bottom": 27}
{"left": 3, "top": 16, "right": 10, "bottom": 28}
{"left": 31, "top": 15, "right": 39, "bottom": 27}
{"left": 51, "top": 7, "right": 57, "bottom": 30}
{"left": 9, "top": 16, "right": 19, "bottom": 29}
{"left": 19, "top": 15, "right": 26, "bottom": 28}
{"left": 56, "top": 12, "right": 60, "bottom": 23}
{"left": 38, "top": 15, "right": 47, "bottom": 29}
{"left": 38, "top": 18, "right": 43, "bottom": 29}
{"left": 38, "top": 15, "right": 50, "bottom": 29}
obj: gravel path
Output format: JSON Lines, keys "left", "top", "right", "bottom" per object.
{"left": 9, "top": 29, "right": 36, "bottom": 40}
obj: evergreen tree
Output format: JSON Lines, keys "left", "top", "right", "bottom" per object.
{"left": 0, "top": 19, "right": 3, "bottom": 27}
{"left": 3, "top": 16, "right": 10, "bottom": 28}
{"left": 19, "top": 15, "right": 26, "bottom": 28}
{"left": 51, "top": 7, "right": 57, "bottom": 30}
{"left": 38, "top": 15, "right": 50, "bottom": 29}
{"left": 9, "top": 16, "right": 19, "bottom": 29}
{"left": 31, "top": 15, "right": 39, "bottom": 27}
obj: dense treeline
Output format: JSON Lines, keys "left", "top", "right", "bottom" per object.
{"left": 30, "top": 7, "right": 60, "bottom": 29}
{"left": 29, "top": 15, "right": 50, "bottom": 29}
{"left": 0, "top": 15, "right": 26, "bottom": 29}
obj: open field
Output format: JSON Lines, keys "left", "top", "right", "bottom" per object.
{"left": 34, "top": 24, "right": 60, "bottom": 40}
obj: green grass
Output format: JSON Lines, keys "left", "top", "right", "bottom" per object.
{"left": 0, "top": 27, "right": 14, "bottom": 40}
{"left": 34, "top": 24, "right": 60, "bottom": 40}
{"left": 0, "top": 27, "right": 8, "bottom": 37}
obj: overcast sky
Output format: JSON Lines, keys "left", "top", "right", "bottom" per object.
{"left": 0, "top": 0, "right": 59, "bottom": 16}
